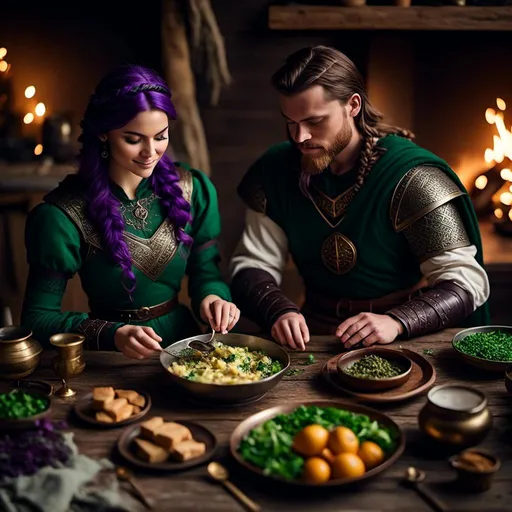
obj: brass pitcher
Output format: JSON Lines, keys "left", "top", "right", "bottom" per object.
{"left": 0, "top": 326, "right": 43, "bottom": 379}
{"left": 50, "top": 333, "right": 85, "bottom": 397}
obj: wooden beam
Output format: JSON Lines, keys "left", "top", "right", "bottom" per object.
{"left": 269, "top": 5, "right": 512, "bottom": 31}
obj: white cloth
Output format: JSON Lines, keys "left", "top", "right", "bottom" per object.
{"left": 229, "top": 209, "right": 490, "bottom": 310}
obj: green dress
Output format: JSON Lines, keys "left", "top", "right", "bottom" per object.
{"left": 21, "top": 164, "right": 231, "bottom": 350}
{"left": 244, "top": 135, "right": 489, "bottom": 326}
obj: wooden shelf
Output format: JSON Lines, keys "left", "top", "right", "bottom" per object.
{"left": 269, "top": 5, "right": 512, "bottom": 31}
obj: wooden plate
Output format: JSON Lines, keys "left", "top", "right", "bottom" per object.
{"left": 74, "top": 391, "right": 151, "bottom": 428}
{"left": 117, "top": 420, "right": 217, "bottom": 471}
{"left": 322, "top": 348, "right": 436, "bottom": 403}
{"left": 230, "top": 400, "right": 405, "bottom": 488}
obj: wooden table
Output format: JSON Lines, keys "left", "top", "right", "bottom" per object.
{"left": 28, "top": 329, "right": 511, "bottom": 511}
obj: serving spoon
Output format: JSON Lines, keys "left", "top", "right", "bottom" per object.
{"left": 403, "top": 467, "right": 446, "bottom": 512}
{"left": 187, "top": 328, "right": 216, "bottom": 354}
{"left": 207, "top": 461, "right": 260, "bottom": 511}
{"left": 116, "top": 466, "right": 152, "bottom": 509}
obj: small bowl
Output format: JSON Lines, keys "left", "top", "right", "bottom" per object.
{"left": 505, "top": 366, "right": 512, "bottom": 395}
{"left": 452, "top": 326, "right": 512, "bottom": 372}
{"left": 336, "top": 347, "right": 412, "bottom": 392}
{"left": 0, "top": 389, "right": 52, "bottom": 432}
{"left": 449, "top": 448, "right": 500, "bottom": 493}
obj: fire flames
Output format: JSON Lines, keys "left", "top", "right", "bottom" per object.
{"left": 474, "top": 98, "right": 512, "bottom": 222}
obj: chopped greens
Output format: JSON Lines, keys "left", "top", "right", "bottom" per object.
{"left": 238, "top": 405, "right": 398, "bottom": 480}
{"left": 423, "top": 349, "right": 435, "bottom": 356}
{"left": 298, "top": 354, "right": 316, "bottom": 366}
{"left": 285, "top": 368, "right": 305, "bottom": 376}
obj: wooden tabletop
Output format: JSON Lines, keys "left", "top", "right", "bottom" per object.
{"left": 27, "top": 328, "right": 511, "bottom": 511}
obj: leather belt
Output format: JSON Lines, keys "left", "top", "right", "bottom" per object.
{"left": 91, "top": 297, "right": 178, "bottom": 323}
{"left": 304, "top": 281, "right": 426, "bottom": 320}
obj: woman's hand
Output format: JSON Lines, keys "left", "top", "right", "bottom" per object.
{"left": 114, "top": 325, "right": 163, "bottom": 359}
{"left": 200, "top": 295, "right": 240, "bottom": 333}
{"left": 336, "top": 313, "right": 404, "bottom": 350}
{"left": 271, "top": 312, "right": 310, "bottom": 351}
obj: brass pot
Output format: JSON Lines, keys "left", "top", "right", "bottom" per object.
{"left": 418, "top": 384, "right": 492, "bottom": 447}
{"left": 0, "top": 326, "right": 43, "bottom": 379}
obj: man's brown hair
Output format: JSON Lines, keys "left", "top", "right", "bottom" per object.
{"left": 272, "top": 46, "right": 413, "bottom": 191}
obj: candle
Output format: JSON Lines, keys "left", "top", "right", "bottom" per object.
{"left": 429, "top": 385, "right": 484, "bottom": 412}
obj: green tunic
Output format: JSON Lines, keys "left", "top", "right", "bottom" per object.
{"left": 242, "top": 135, "right": 489, "bottom": 327}
{"left": 21, "top": 164, "right": 231, "bottom": 350}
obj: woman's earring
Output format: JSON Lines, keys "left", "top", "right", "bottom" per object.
{"left": 101, "top": 142, "right": 108, "bottom": 159}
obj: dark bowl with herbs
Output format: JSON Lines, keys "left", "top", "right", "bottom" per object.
{"left": 336, "top": 348, "right": 413, "bottom": 392}
{"left": 160, "top": 332, "right": 290, "bottom": 405}
{"left": 452, "top": 326, "right": 512, "bottom": 372}
{"left": 0, "top": 388, "right": 52, "bottom": 432}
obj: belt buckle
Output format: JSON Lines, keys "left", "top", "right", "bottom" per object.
{"left": 135, "top": 306, "right": 151, "bottom": 321}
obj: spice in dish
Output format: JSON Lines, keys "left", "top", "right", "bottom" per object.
{"left": 343, "top": 354, "right": 404, "bottom": 380}
{"left": 0, "top": 389, "right": 49, "bottom": 419}
{"left": 454, "top": 450, "right": 496, "bottom": 472}
{"left": 454, "top": 331, "right": 512, "bottom": 361}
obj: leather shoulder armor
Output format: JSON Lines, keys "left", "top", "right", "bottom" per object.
{"left": 237, "top": 165, "right": 267, "bottom": 214}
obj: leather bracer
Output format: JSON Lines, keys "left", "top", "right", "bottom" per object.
{"left": 386, "top": 281, "right": 473, "bottom": 339}
{"left": 230, "top": 268, "right": 299, "bottom": 332}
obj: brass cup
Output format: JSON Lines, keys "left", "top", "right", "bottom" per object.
{"left": 50, "top": 333, "right": 85, "bottom": 398}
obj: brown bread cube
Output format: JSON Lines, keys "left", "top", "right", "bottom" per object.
{"left": 95, "top": 411, "right": 114, "bottom": 423}
{"left": 103, "top": 397, "right": 128, "bottom": 419}
{"left": 140, "top": 417, "right": 165, "bottom": 441}
{"left": 134, "top": 438, "right": 169, "bottom": 463}
{"left": 130, "top": 394, "right": 146, "bottom": 408}
{"left": 171, "top": 440, "right": 206, "bottom": 462}
{"left": 116, "top": 403, "right": 134, "bottom": 422}
{"left": 154, "top": 422, "right": 192, "bottom": 451}
{"left": 132, "top": 405, "right": 142, "bottom": 415}
{"left": 92, "top": 387, "right": 115, "bottom": 411}
{"left": 114, "top": 389, "right": 139, "bottom": 402}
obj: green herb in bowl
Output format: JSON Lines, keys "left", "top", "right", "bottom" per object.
{"left": 454, "top": 331, "right": 512, "bottom": 362}
{"left": 344, "top": 354, "right": 404, "bottom": 380}
{"left": 0, "top": 389, "right": 49, "bottom": 419}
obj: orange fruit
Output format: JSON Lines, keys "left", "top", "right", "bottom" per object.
{"left": 292, "top": 424, "right": 329, "bottom": 457}
{"left": 320, "top": 447, "right": 335, "bottom": 464}
{"left": 302, "top": 457, "right": 331, "bottom": 484}
{"left": 358, "top": 441, "right": 385, "bottom": 470}
{"left": 331, "top": 453, "right": 366, "bottom": 480}
{"left": 328, "top": 426, "right": 359, "bottom": 455}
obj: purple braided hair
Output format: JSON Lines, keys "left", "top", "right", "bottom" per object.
{"left": 77, "top": 64, "right": 192, "bottom": 296}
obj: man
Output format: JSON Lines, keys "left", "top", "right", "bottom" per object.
{"left": 229, "top": 45, "right": 490, "bottom": 351}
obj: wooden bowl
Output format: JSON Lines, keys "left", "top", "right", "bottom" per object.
{"left": 0, "top": 389, "right": 52, "bottom": 432}
{"left": 336, "top": 347, "right": 412, "bottom": 392}
{"left": 230, "top": 400, "right": 405, "bottom": 488}
{"left": 452, "top": 326, "right": 512, "bottom": 372}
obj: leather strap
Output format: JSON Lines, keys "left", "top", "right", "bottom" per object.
{"left": 91, "top": 297, "right": 178, "bottom": 323}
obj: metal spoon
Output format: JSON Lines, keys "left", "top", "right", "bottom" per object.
{"left": 116, "top": 466, "right": 152, "bottom": 509}
{"left": 207, "top": 462, "right": 261, "bottom": 512}
{"left": 404, "top": 467, "right": 446, "bottom": 512}
{"left": 188, "top": 328, "right": 216, "bottom": 354}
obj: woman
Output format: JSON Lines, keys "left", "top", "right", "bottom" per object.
{"left": 21, "top": 64, "right": 240, "bottom": 359}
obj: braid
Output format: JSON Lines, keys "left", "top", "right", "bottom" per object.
{"left": 151, "top": 157, "right": 193, "bottom": 246}
{"left": 354, "top": 123, "right": 414, "bottom": 193}
{"left": 85, "top": 166, "right": 136, "bottom": 297}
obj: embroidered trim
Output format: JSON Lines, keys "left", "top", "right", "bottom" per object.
{"left": 78, "top": 318, "right": 109, "bottom": 350}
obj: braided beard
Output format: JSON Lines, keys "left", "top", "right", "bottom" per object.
{"left": 298, "top": 122, "right": 353, "bottom": 176}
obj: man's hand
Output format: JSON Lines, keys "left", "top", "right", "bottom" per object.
{"left": 114, "top": 325, "right": 163, "bottom": 359}
{"left": 200, "top": 295, "right": 240, "bottom": 334}
{"left": 271, "top": 312, "right": 310, "bottom": 351}
{"left": 336, "top": 313, "right": 404, "bottom": 350}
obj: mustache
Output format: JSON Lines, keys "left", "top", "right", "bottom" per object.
{"left": 297, "top": 142, "right": 325, "bottom": 150}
